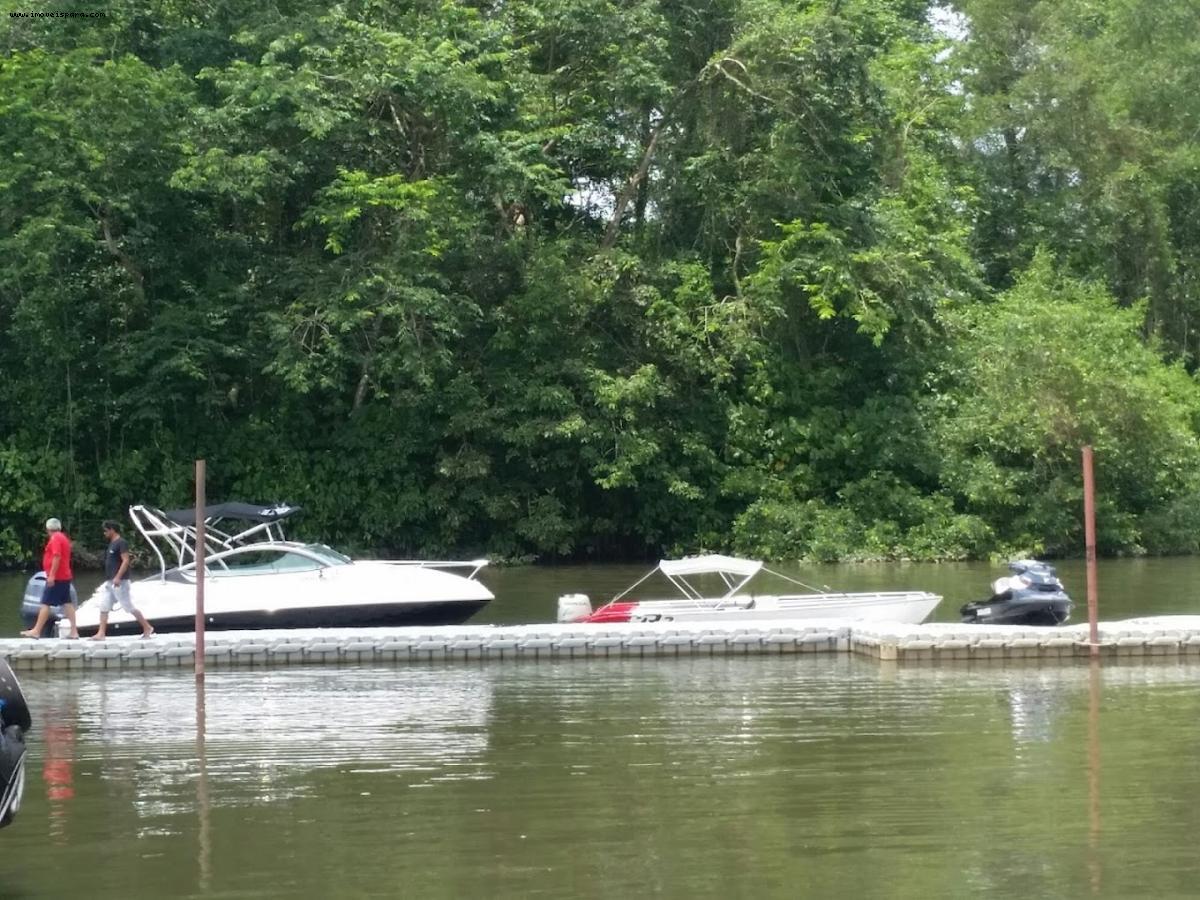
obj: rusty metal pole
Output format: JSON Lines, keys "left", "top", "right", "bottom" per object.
{"left": 1082, "top": 446, "right": 1099, "bottom": 656}
{"left": 195, "top": 459, "right": 206, "bottom": 678}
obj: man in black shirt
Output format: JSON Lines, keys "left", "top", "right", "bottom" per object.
{"left": 92, "top": 520, "right": 154, "bottom": 640}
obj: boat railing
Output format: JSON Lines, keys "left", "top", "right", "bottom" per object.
{"left": 370, "top": 559, "right": 490, "bottom": 580}
{"left": 772, "top": 590, "right": 941, "bottom": 603}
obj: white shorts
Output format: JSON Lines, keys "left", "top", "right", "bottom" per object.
{"left": 100, "top": 581, "right": 136, "bottom": 614}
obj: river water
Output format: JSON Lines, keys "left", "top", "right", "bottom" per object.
{"left": 3, "top": 558, "right": 1200, "bottom": 897}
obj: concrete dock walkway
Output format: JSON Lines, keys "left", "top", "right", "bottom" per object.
{"left": 5, "top": 616, "right": 1200, "bottom": 669}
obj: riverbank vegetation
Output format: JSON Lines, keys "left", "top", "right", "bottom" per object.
{"left": 2, "top": 0, "right": 1200, "bottom": 564}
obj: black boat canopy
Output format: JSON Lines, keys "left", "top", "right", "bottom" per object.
{"left": 161, "top": 502, "right": 301, "bottom": 526}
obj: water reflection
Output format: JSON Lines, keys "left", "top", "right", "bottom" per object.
{"left": 42, "top": 702, "right": 76, "bottom": 844}
{"left": 57, "top": 666, "right": 496, "bottom": 824}
{"left": 196, "top": 676, "right": 211, "bottom": 892}
{"left": 1088, "top": 660, "right": 1103, "bottom": 896}
{"left": 1006, "top": 673, "right": 1063, "bottom": 745}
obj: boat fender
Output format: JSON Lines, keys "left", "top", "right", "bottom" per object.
{"left": 557, "top": 594, "right": 592, "bottom": 623}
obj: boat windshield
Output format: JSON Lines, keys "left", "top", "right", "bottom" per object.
{"left": 165, "top": 543, "right": 353, "bottom": 580}
{"left": 301, "top": 543, "right": 352, "bottom": 566}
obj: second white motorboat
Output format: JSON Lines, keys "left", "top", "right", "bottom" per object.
{"left": 71, "top": 503, "right": 493, "bottom": 636}
{"left": 557, "top": 555, "right": 941, "bottom": 625}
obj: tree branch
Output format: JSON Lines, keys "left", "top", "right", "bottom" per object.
{"left": 94, "top": 205, "right": 146, "bottom": 298}
{"left": 601, "top": 117, "right": 666, "bottom": 251}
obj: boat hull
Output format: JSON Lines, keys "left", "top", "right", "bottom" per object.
{"left": 69, "top": 559, "right": 494, "bottom": 636}
{"left": 580, "top": 592, "right": 942, "bottom": 626}
{"left": 960, "top": 595, "right": 1071, "bottom": 627}
{"left": 74, "top": 599, "right": 491, "bottom": 637}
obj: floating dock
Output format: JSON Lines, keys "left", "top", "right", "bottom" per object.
{"left": 5, "top": 617, "right": 1200, "bottom": 670}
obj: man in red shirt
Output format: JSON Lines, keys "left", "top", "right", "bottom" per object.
{"left": 21, "top": 518, "right": 79, "bottom": 639}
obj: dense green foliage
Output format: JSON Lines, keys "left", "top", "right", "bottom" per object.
{"left": 2, "top": 0, "right": 1199, "bottom": 564}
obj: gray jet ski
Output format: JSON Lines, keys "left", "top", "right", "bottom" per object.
{"left": 960, "top": 560, "right": 1072, "bottom": 626}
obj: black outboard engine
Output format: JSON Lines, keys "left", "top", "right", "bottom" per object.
{"left": 0, "top": 659, "right": 31, "bottom": 829}
{"left": 961, "top": 560, "right": 1072, "bottom": 626}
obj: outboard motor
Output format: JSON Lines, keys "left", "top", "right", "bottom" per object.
{"left": 20, "top": 571, "right": 78, "bottom": 628}
{"left": 961, "top": 560, "right": 1072, "bottom": 626}
{"left": 557, "top": 594, "right": 593, "bottom": 624}
{"left": 0, "top": 659, "right": 31, "bottom": 829}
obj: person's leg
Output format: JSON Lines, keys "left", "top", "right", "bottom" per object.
{"left": 133, "top": 609, "right": 154, "bottom": 638}
{"left": 112, "top": 583, "right": 150, "bottom": 637}
{"left": 63, "top": 603, "right": 78, "bottom": 639}
{"left": 91, "top": 582, "right": 118, "bottom": 640}
{"left": 91, "top": 610, "right": 109, "bottom": 640}
{"left": 20, "top": 605, "right": 50, "bottom": 638}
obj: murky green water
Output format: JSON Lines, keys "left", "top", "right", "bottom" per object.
{"left": 3, "top": 559, "right": 1200, "bottom": 898}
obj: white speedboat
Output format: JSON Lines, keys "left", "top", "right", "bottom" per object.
{"left": 70, "top": 503, "right": 493, "bottom": 636}
{"left": 556, "top": 555, "right": 941, "bottom": 625}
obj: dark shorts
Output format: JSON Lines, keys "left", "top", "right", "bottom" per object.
{"left": 41, "top": 581, "right": 73, "bottom": 607}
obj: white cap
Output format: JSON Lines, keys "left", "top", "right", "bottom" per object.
{"left": 45, "top": 517, "right": 62, "bottom": 531}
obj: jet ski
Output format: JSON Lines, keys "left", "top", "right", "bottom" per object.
{"left": 960, "top": 560, "right": 1072, "bottom": 626}
{"left": 0, "top": 659, "right": 31, "bottom": 829}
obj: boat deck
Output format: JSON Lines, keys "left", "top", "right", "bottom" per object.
{"left": 4, "top": 616, "right": 1200, "bottom": 669}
